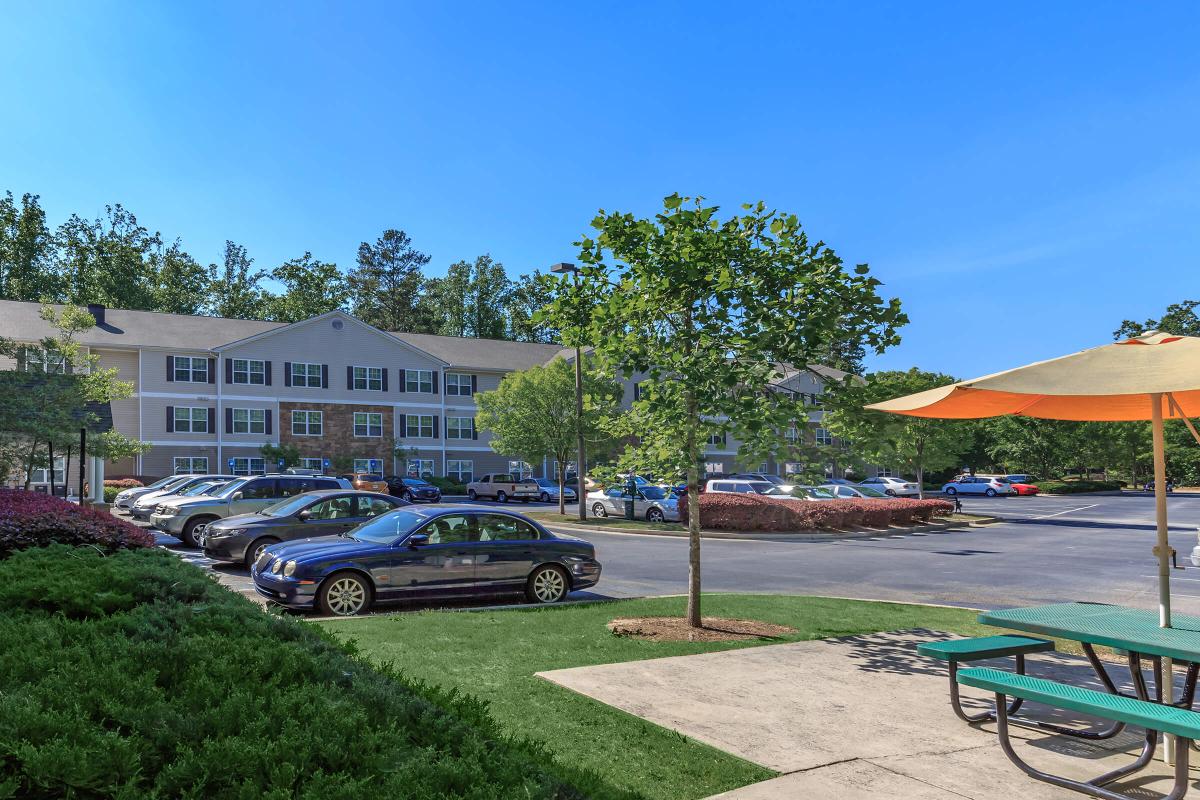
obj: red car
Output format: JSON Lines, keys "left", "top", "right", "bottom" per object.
{"left": 1007, "top": 481, "right": 1039, "bottom": 495}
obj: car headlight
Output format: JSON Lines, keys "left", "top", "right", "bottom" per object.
{"left": 271, "top": 558, "right": 283, "bottom": 574}
{"left": 206, "top": 527, "right": 242, "bottom": 540}
{"left": 283, "top": 560, "right": 297, "bottom": 577}
{"left": 156, "top": 506, "right": 177, "bottom": 516}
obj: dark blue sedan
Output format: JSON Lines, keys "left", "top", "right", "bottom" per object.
{"left": 251, "top": 505, "right": 601, "bottom": 616}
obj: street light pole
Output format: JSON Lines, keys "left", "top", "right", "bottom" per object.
{"left": 552, "top": 263, "right": 588, "bottom": 521}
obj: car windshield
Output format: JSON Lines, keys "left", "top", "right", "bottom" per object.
{"left": 349, "top": 509, "right": 428, "bottom": 544}
{"left": 357, "top": 474, "right": 383, "bottom": 481}
{"left": 747, "top": 482, "right": 774, "bottom": 494}
{"left": 856, "top": 486, "right": 890, "bottom": 498}
{"left": 213, "top": 477, "right": 251, "bottom": 498}
{"left": 761, "top": 486, "right": 792, "bottom": 496}
{"left": 161, "top": 475, "right": 195, "bottom": 492}
{"left": 535, "top": 479, "right": 555, "bottom": 487}
{"left": 181, "top": 481, "right": 218, "bottom": 496}
{"left": 641, "top": 486, "right": 669, "bottom": 500}
{"left": 759, "top": 475, "right": 785, "bottom": 485}
{"left": 798, "top": 486, "right": 836, "bottom": 499}
{"left": 402, "top": 478, "right": 430, "bottom": 486}
{"left": 260, "top": 494, "right": 321, "bottom": 517}
{"left": 145, "top": 475, "right": 178, "bottom": 490}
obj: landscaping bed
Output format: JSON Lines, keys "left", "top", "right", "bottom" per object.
{"left": 679, "top": 493, "right": 954, "bottom": 532}
{"left": 0, "top": 544, "right": 625, "bottom": 799}
{"left": 0, "top": 487, "right": 154, "bottom": 557}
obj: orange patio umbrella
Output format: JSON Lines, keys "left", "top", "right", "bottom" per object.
{"left": 866, "top": 331, "right": 1200, "bottom": 630}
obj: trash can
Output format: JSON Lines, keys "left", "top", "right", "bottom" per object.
{"left": 623, "top": 498, "right": 635, "bottom": 520}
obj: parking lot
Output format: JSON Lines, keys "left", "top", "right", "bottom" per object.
{"left": 138, "top": 492, "right": 1200, "bottom": 617}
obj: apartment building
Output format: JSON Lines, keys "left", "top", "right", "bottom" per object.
{"left": 0, "top": 299, "right": 850, "bottom": 493}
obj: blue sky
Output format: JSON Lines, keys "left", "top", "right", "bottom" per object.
{"left": 3, "top": 1, "right": 1198, "bottom": 377}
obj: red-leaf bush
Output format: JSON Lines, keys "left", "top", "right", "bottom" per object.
{"left": 0, "top": 488, "right": 155, "bottom": 558}
{"left": 103, "top": 478, "right": 144, "bottom": 489}
{"left": 678, "top": 492, "right": 954, "bottom": 532}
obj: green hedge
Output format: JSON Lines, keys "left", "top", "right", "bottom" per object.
{"left": 425, "top": 476, "right": 468, "bottom": 494}
{"left": 1038, "top": 479, "right": 1124, "bottom": 494}
{"left": 0, "top": 545, "right": 629, "bottom": 799}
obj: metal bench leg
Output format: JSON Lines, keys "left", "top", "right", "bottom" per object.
{"left": 1002, "top": 646, "right": 1126, "bottom": 740}
{"left": 949, "top": 658, "right": 1023, "bottom": 723}
{"left": 995, "top": 694, "right": 1186, "bottom": 800}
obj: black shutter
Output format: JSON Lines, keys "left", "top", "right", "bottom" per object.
{"left": 225, "top": 359, "right": 233, "bottom": 384}
{"left": 432, "top": 416, "right": 439, "bottom": 439}
{"left": 166, "top": 355, "right": 174, "bottom": 382}
{"left": 470, "top": 374, "right": 477, "bottom": 394}
{"left": 472, "top": 418, "right": 478, "bottom": 440}
{"left": 283, "top": 362, "right": 292, "bottom": 387}
{"left": 321, "top": 364, "right": 329, "bottom": 388}
{"left": 398, "top": 368, "right": 407, "bottom": 393}
{"left": 265, "top": 410, "right": 273, "bottom": 435}
{"left": 346, "top": 365, "right": 354, "bottom": 390}
{"left": 166, "top": 406, "right": 175, "bottom": 432}
{"left": 264, "top": 361, "right": 272, "bottom": 386}
{"left": 381, "top": 368, "right": 388, "bottom": 392}
{"left": 433, "top": 372, "right": 439, "bottom": 394}
{"left": 207, "top": 358, "right": 216, "bottom": 383}
{"left": 14, "top": 345, "right": 25, "bottom": 372}
{"left": 208, "top": 407, "right": 216, "bottom": 432}
{"left": 225, "top": 407, "right": 233, "bottom": 433}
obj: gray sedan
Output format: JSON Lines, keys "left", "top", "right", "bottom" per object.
{"left": 587, "top": 485, "right": 679, "bottom": 522}
{"left": 200, "top": 490, "right": 407, "bottom": 569}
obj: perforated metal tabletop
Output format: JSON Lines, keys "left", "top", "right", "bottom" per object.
{"left": 980, "top": 602, "right": 1200, "bottom": 663}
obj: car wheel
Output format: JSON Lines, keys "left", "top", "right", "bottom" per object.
{"left": 181, "top": 515, "right": 217, "bottom": 548}
{"left": 540, "top": 492, "right": 550, "bottom": 503}
{"left": 244, "top": 537, "right": 280, "bottom": 571}
{"left": 497, "top": 490, "right": 508, "bottom": 503}
{"left": 944, "top": 487, "right": 957, "bottom": 496}
{"left": 592, "top": 502, "right": 608, "bottom": 518}
{"left": 404, "top": 491, "right": 415, "bottom": 503}
{"left": 985, "top": 488, "right": 997, "bottom": 497}
{"left": 318, "top": 571, "right": 372, "bottom": 616}
{"left": 468, "top": 489, "right": 477, "bottom": 500}
{"left": 526, "top": 565, "right": 569, "bottom": 604}
{"left": 885, "top": 489, "right": 897, "bottom": 496}
{"left": 647, "top": 507, "right": 665, "bottom": 523}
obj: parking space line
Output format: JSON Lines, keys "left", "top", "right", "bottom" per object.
{"left": 1030, "top": 504, "right": 1099, "bottom": 520}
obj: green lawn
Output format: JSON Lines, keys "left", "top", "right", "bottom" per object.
{"left": 318, "top": 594, "right": 988, "bottom": 800}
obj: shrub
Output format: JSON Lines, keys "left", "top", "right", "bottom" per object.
{"left": 679, "top": 492, "right": 954, "bottom": 532}
{"left": 103, "top": 485, "right": 120, "bottom": 503}
{"left": 104, "top": 478, "right": 144, "bottom": 489}
{"left": 0, "top": 488, "right": 155, "bottom": 558}
{"left": 1038, "top": 479, "right": 1123, "bottom": 494}
{"left": 424, "top": 476, "right": 468, "bottom": 494}
{"left": 0, "top": 545, "right": 619, "bottom": 799}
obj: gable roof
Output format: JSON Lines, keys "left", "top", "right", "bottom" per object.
{"left": 213, "top": 310, "right": 448, "bottom": 364}
{"left": 391, "top": 332, "right": 563, "bottom": 371}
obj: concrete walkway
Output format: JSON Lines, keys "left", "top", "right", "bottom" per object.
{"left": 537, "top": 630, "right": 1200, "bottom": 799}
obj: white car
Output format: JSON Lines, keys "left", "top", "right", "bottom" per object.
{"left": 704, "top": 479, "right": 802, "bottom": 499}
{"left": 588, "top": 485, "right": 680, "bottom": 522}
{"left": 128, "top": 474, "right": 238, "bottom": 520}
{"left": 941, "top": 476, "right": 1013, "bottom": 497}
{"left": 112, "top": 474, "right": 192, "bottom": 511}
{"left": 858, "top": 476, "right": 920, "bottom": 497}
{"left": 821, "top": 484, "right": 891, "bottom": 500}
{"left": 532, "top": 478, "right": 578, "bottom": 503}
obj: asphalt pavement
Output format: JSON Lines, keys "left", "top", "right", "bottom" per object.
{"left": 142, "top": 493, "right": 1200, "bottom": 616}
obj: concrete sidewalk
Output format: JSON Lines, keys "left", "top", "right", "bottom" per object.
{"left": 538, "top": 630, "right": 1199, "bottom": 799}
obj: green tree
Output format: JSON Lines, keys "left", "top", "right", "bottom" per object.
{"left": 544, "top": 194, "right": 905, "bottom": 626}
{"left": 424, "top": 254, "right": 513, "bottom": 339}
{"left": 260, "top": 442, "right": 302, "bottom": 469}
{"left": 151, "top": 240, "right": 208, "bottom": 315}
{"left": 422, "top": 261, "right": 470, "bottom": 336}
{"left": 348, "top": 229, "right": 433, "bottom": 332}
{"left": 506, "top": 270, "right": 560, "bottom": 343}
{"left": 476, "top": 358, "right": 622, "bottom": 513}
{"left": 0, "top": 191, "right": 58, "bottom": 302}
{"left": 204, "top": 241, "right": 267, "bottom": 319}
{"left": 824, "top": 369, "right": 972, "bottom": 497}
{"left": 981, "top": 416, "right": 1078, "bottom": 479}
{"left": 56, "top": 205, "right": 162, "bottom": 311}
{"left": 1115, "top": 301, "right": 1200, "bottom": 340}
{"left": 268, "top": 252, "right": 351, "bottom": 322}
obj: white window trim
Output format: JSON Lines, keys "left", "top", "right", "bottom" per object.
{"left": 405, "top": 414, "right": 434, "bottom": 438}
{"left": 445, "top": 372, "right": 472, "bottom": 396}
{"left": 291, "top": 362, "right": 323, "bottom": 388}
{"left": 446, "top": 459, "right": 473, "bottom": 483}
{"left": 446, "top": 416, "right": 474, "bottom": 440}
{"left": 231, "top": 457, "right": 266, "bottom": 476}
{"left": 173, "top": 456, "right": 209, "bottom": 475}
{"left": 30, "top": 455, "right": 66, "bottom": 484}
{"left": 231, "top": 408, "right": 266, "bottom": 434}
{"left": 174, "top": 355, "right": 209, "bottom": 383}
{"left": 291, "top": 409, "right": 323, "bottom": 436}
{"left": 354, "top": 458, "right": 384, "bottom": 473}
{"left": 407, "top": 458, "right": 434, "bottom": 477}
{"left": 175, "top": 406, "right": 209, "bottom": 433}
{"left": 406, "top": 369, "right": 434, "bottom": 393}
{"left": 352, "top": 365, "right": 384, "bottom": 391}
{"left": 231, "top": 358, "right": 266, "bottom": 385}
{"left": 353, "top": 411, "right": 383, "bottom": 438}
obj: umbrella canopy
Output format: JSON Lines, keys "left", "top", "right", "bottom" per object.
{"left": 865, "top": 331, "right": 1200, "bottom": 630}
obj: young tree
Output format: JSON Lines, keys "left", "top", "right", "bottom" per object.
{"left": 268, "top": 252, "right": 351, "bottom": 322}
{"left": 475, "top": 358, "right": 622, "bottom": 514}
{"left": 260, "top": 442, "right": 302, "bottom": 469}
{"left": 0, "top": 191, "right": 58, "bottom": 302}
{"left": 348, "top": 229, "right": 433, "bottom": 332}
{"left": 824, "top": 369, "right": 972, "bottom": 498}
{"left": 204, "top": 241, "right": 267, "bottom": 319}
{"left": 544, "top": 195, "right": 905, "bottom": 627}
{"left": 151, "top": 241, "right": 209, "bottom": 315}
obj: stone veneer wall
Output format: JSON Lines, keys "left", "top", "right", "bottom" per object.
{"left": 278, "top": 402, "right": 395, "bottom": 463}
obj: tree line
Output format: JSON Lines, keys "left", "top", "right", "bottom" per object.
{"left": 0, "top": 190, "right": 560, "bottom": 342}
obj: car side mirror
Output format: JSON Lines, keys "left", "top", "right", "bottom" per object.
{"left": 407, "top": 533, "right": 429, "bottom": 549}
{"left": 297, "top": 509, "right": 311, "bottom": 521}
{"left": 231, "top": 491, "right": 243, "bottom": 501}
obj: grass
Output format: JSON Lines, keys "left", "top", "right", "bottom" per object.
{"left": 319, "top": 593, "right": 988, "bottom": 800}
{"left": 525, "top": 510, "right": 684, "bottom": 532}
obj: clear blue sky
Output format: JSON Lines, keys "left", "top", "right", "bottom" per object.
{"left": 3, "top": 1, "right": 1198, "bottom": 377}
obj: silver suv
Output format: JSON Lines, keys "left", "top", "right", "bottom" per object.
{"left": 150, "top": 474, "right": 350, "bottom": 546}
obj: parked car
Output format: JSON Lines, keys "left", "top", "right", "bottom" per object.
{"left": 252, "top": 506, "right": 601, "bottom": 615}
{"left": 794, "top": 485, "right": 837, "bottom": 500}
{"left": 857, "top": 476, "right": 920, "bottom": 497}
{"left": 730, "top": 473, "right": 796, "bottom": 491}
{"left": 587, "top": 485, "right": 680, "bottom": 522}
{"left": 705, "top": 478, "right": 776, "bottom": 495}
{"left": 112, "top": 475, "right": 190, "bottom": 511}
{"left": 940, "top": 476, "right": 1013, "bottom": 497}
{"left": 1006, "top": 480, "right": 1040, "bottom": 496}
{"left": 533, "top": 478, "right": 577, "bottom": 503}
{"left": 150, "top": 473, "right": 351, "bottom": 546}
{"left": 129, "top": 474, "right": 238, "bottom": 520}
{"left": 339, "top": 472, "right": 389, "bottom": 493}
{"left": 466, "top": 473, "right": 540, "bottom": 503}
{"left": 821, "top": 484, "right": 891, "bottom": 500}
{"left": 201, "top": 490, "right": 407, "bottom": 569}
{"left": 382, "top": 476, "right": 442, "bottom": 503}
{"left": 1005, "top": 474, "right": 1036, "bottom": 485}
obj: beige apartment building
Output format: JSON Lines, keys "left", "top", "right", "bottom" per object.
{"left": 0, "top": 300, "right": 851, "bottom": 494}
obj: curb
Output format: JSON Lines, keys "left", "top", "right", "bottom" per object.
{"left": 541, "top": 515, "right": 999, "bottom": 542}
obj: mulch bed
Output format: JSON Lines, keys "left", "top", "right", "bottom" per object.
{"left": 607, "top": 616, "right": 797, "bottom": 642}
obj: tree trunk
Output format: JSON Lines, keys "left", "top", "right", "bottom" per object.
{"left": 915, "top": 440, "right": 925, "bottom": 500}
{"left": 685, "top": 408, "right": 702, "bottom": 628}
{"left": 557, "top": 465, "right": 566, "bottom": 516}
{"left": 23, "top": 441, "right": 38, "bottom": 490}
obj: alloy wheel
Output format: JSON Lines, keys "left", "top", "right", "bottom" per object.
{"left": 592, "top": 503, "right": 607, "bottom": 518}
{"left": 532, "top": 568, "right": 567, "bottom": 603}
{"left": 326, "top": 577, "right": 367, "bottom": 615}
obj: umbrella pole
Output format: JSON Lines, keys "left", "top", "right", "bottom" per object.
{"left": 1152, "top": 393, "right": 1176, "bottom": 764}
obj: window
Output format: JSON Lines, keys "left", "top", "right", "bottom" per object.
{"left": 815, "top": 427, "right": 833, "bottom": 446}
{"left": 478, "top": 514, "right": 539, "bottom": 542}
{"left": 553, "top": 460, "right": 576, "bottom": 479}
{"left": 876, "top": 467, "right": 895, "bottom": 478}
{"left": 30, "top": 456, "right": 66, "bottom": 484}
{"left": 508, "top": 460, "right": 532, "bottom": 479}
{"left": 353, "top": 412, "right": 383, "bottom": 437}
{"left": 354, "top": 458, "right": 384, "bottom": 473}
{"left": 308, "top": 496, "right": 358, "bottom": 520}
{"left": 785, "top": 425, "right": 800, "bottom": 443}
{"left": 292, "top": 410, "right": 323, "bottom": 436}
{"left": 24, "top": 346, "right": 66, "bottom": 374}
{"left": 446, "top": 416, "right": 474, "bottom": 440}
{"left": 704, "top": 462, "right": 724, "bottom": 474}
{"left": 406, "top": 369, "right": 434, "bottom": 393}
{"left": 231, "top": 358, "right": 266, "bottom": 385}
{"left": 406, "top": 458, "right": 434, "bottom": 477}
{"left": 173, "top": 355, "right": 208, "bottom": 382}
{"left": 231, "top": 458, "right": 267, "bottom": 476}
{"left": 417, "top": 514, "right": 473, "bottom": 544}
{"left": 299, "top": 457, "right": 324, "bottom": 471}
{"left": 784, "top": 462, "right": 802, "bottom": 476}
{"left": 240, "top": 477, "right": 277, "bottom": 497}
{"left": 405, "top": 414, "right": 434, "bottom": 438}
{"left": 231, "top": 408, "right": 266, "bottom": 434}
{"left": 173, "top": 457, "right": 209, "bottom": 475}
{"left": 446, "top": 459, "right": 473, "bottom": 483}
{"left": 291, "top": 362, "right": 323, "bottom": 387}
{"left": 353, "top": 366, "right": 383, "bottom": 391}
{"left": 445, "top": 372, "right": 473, "bottom": 396}
{"left": 707, "top": 431, "right": 726, "bottom": 446}
{"left": 174, "top": 406, "right": 209, "bottom": 433}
